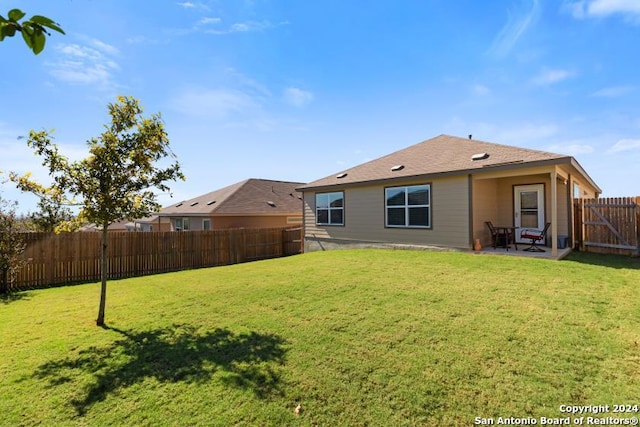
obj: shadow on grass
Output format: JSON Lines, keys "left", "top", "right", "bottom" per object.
{"left": 564, "top": 251, "right": 640, "bottom": 270}
{"left": 0, "top": 291, "right": 30, "bottom": 304}
{"left": 33, "top": 324, "right": 288, "bottom": 415}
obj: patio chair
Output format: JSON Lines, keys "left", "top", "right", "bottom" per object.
{"left": 520, "top": 222, "right": 551, "bottom": 252}
{"left": 485, "top": 221, "right": 512, "bottom": 249}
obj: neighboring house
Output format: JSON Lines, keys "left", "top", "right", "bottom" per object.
{"left": 298, "top": 134, "right": 601, "bottom": 257}
{"left": 158, "top": 178, "right": 304, "bottom": 230}
{"left": 133, "top": 215, "right": 171, "bottom": 232}
{"left": 79, "top": 219, "right": 138, "bottom": 232}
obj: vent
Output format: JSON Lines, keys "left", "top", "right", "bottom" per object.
{"left": 175, "top": 202, "right": 183, "bottom": 207}
{"left": 190, "top": 202, "right": 199, "bottom": 207}
{"left": 471, "top": 153, "right": 489, "bottom": 161}
{"left": 206, "top": 200, "right": 216, "bottom": 205}
{"left": 267, "top": 201, "right": 276, "bottom": 207}
{"left": 391, "top": 165, "right": 404, "bottom": 171}
{"left": 336, "top": 172, "right": 348, "bottom": 179}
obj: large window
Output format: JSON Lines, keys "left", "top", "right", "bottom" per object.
{"left": 385, "top": 184, "right": 431, "bottom": 228}
{"left": 316, "top": 192, "right": 344, "bottom": 225}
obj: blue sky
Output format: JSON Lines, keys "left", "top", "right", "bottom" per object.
{"left": 2, "top": 0, "right": 640, "bottom": 214}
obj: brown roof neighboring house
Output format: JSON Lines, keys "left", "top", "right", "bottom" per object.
{"left": 79, "top": 219, "right": 137, "bottom": 232}
{"left": 158, "top": 178, "right": 305, "bottom": 230}
{"left": 161, "top": 179, "right": 304, "bottom": 216}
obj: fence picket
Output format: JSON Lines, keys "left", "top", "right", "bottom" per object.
{"left": 10, "top": 227, "right": 302, "bottom": 291}
{"left": 574, "top": 196, "right": 639, "bottom": 255}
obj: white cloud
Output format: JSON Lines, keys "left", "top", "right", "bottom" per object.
{"left": 607, "top": 138, "right": 640, "bottom": 153}
{"left": 170, "top": 88, "right": 260, "bottom": 119}
{"left": 472, "top": 84, "right": 491, "bottom": 96}
{"left": 531, "top": 68, "right": 574, "bottom": 85}
{"left": 204, "top": 20, "right": 288, "bottom": 35}
{"left": 488, "top": 0, "right": 541, "bottom": 57}
{"left": 224, "top": 67, "right": 271, "bottom": 97}
{"left": 197, "top": 17, "right": 222, "bottom": 26}
{"left": 90, "top": 39, "right": 119, "bottom": 56}
{"left": 48, "top": 40, "right": 119, "bottom": 87}
{"left": 590, "top": 85, "right": 634, "bottom": 97}
{"left": 283, "top": 87, "right": 314, "bottom": 107}
{"left": 177, "top": 1, "right": 210, "bottom": 11}
{"left": 566, "top": 0, "right": 640, "bottom": 22}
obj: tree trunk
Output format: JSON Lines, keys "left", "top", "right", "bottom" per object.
{"left": 0, "top": 268, "right": 7, "bottom": 294}
{"left": 96, "top": 225, "right": 108, "bottom": 326}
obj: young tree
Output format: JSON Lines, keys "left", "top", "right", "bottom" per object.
{"left": 1, "top": 9, "right": 64, "bottom": 54}
{"left": 29, "top": 195, "right": 74, "bottom": 232}
{"left": 0, "top": 195, "right": 26, "bottom": 294}
{"left": 11, "top": 96, "right": 185, "bottom": 325}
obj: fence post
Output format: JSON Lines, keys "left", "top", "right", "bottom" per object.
{"left": 636, "top": 196, "right": 640, "bottom": 257}
{"left": 580, "top": 198, "right": 586, "bottom": 252}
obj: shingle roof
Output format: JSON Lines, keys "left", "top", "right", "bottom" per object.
{"left": 159, "top": 178, "right": 304, "bottom": 216}
{"left": 299, "top": 134, "right": 576, "bottom": 190}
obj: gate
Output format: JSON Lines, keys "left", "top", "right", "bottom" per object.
{"left": 574, "top": 197, "right": 640, "bottom": 256}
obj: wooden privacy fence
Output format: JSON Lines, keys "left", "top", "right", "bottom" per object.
{"left": 574, "top": 197, "right": 640, "bottom": 256}
{"left": 10, "top": 227, "right": 302, "bottom": 291}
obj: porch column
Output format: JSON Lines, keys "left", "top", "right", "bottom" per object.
{"left": 550, "top": 169, "right": 558, "bottom": 257}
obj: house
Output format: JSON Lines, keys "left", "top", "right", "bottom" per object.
{"left": 158, "top": 178, "right": 304, "bottom": 230}
{"left": 133, "top": 215, "right": 171, "bottom": 232}
{"left": 79, "top": 219, "right": 138, "bottom": 232}
{"left": 298, "top": 134, "right": 601, "bottom": 257}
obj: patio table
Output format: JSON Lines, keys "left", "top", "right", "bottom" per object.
{"left": 492, "top": 226, "right": 519, "bottom": 251}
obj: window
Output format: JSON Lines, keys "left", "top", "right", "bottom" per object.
{"left": 316, "top": 192, "right": 344, "bottom": 225}
{"left": 175, "top": 218, "right": 190, "bottom": 231}
{"left": 203, "top": 219, "right": 211, "bottom": 230}
{"left": 573, "top": 182, "right": 580, "bottom": 199}
{"left": 385, "top": 184, "right": 431, "bottom": 228}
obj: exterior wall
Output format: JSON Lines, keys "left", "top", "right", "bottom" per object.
{"left": 212, "top": 215, "right": 297, "bottom": 229}
{"left": 472, "top": 178, "right": 499, "bottom": 247}
{"left": 304, "top": 176, "right": 470, "bottom": 251}
{"left": 139, "top": 221, "right": 171, "bottom": 232}
{"left": 169, "top": 215, "right": 299, "bottom": 230}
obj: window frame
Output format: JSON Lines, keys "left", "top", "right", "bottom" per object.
{"left": 384, "top": 184, "right": 431, "bottom": 229}
{"left": 203, "top": 219, "right": 211, "bottom": 230}
{"left": 315, "top": 191, "right": 345, "bottom": 226}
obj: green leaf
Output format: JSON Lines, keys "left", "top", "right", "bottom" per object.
{"left": 1, "top": 22, "right": 17, "bottom": 40}
{"left": 8, "top": 9, "right": 26, "bottom": 22}
{"left": 30, "top": 15, "right": 65, "bottom": 34}
{"left": 21, "top": 25, "right": 34, "bottom": 50}
{"left": 32, "top": 29, "right": 46, "bottom": 54}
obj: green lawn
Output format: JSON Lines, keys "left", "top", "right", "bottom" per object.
{"left": 1, "top": 250, "right": 639, "bottom": 426}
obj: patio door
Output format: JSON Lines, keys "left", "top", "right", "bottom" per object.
{"left": 514, "top": 184, "right": 545, "bottom": 244}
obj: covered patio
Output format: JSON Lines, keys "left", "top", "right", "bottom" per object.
{"left": 470, "top": 161, "right": 599, "bottom": 259}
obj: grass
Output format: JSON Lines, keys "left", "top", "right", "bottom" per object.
{"left": 1, "top": 249, "right": 639, "bottom": 426}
